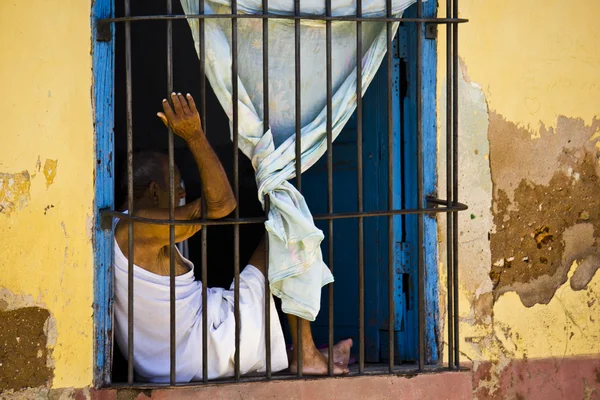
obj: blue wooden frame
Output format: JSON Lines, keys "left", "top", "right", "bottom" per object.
{"left": 92, "top": 0, "right": 115, "bottom": 387}
{"left": 419, "top": 0, "right": 441, "bottom": 363}
{"left": 403, "top": 0, "right": 440, "bottom": 363}
{"left": 390, "top": 0, "right": 439, "bottom": 362}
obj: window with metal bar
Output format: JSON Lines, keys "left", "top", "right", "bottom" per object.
{"left": 93, "top": 0, "right": 467, "bottom": 388}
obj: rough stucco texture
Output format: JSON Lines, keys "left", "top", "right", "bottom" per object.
{"left": 437, "top": 0, "right": 600, "bottom": 398}
{"left": 0, "top": 0, "right": 94, "bottom": 389}
{"left": 0, "top": 307, "right": 53, "bottom": 391}
{"left": 489, "top": 114, "right": 600, "bottom": 306}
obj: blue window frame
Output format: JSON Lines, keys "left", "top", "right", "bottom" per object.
{"left": 92, "top": 0, "right": 440, "bottom": 386}
{"left": 92, "top": 0, "right": 115, "bottom": 386}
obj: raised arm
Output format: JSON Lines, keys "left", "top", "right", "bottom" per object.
{"left": 158, "top": 92, "right": 236, "bottom": 219}
{"left": 115, "top": 93, "right": 236, "bottom": 257}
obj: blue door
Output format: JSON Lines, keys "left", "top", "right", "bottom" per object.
{"left": 302, "top": 24, "right": 420, "bottom": 362}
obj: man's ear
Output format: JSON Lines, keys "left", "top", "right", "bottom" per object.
{"left": 148, "top": 181, "right": 160, "bottom": 205}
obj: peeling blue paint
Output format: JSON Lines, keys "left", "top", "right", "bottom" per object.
{"left": 92, "top": 0, "right": 115, "bottom": 387}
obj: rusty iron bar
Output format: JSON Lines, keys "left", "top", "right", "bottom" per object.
{"left": 102, "top": 201, "right": 468, "bottom": 226}
{"left": 198, "top": 0, "right": 210, "bottom": 383}
{"left": 263, "top": 0, "right": 272, "bottom": 379}
{"left": 385, "top": 0, "right": 394, "bottom": 374}
{"left": 231, "top": 0, "right": 242, "bottom": 380}
{"left": 355, "top": 0, "right": 365, "bottom": 375}
{"left": 445, "top": 0, "right": 454, "bottom": 371}
{"left": 102, "top": 14, "right": 468, "bottom": 23}
{"left": 416, "top": 0, "right": 426, "bottom": 372}
{"left": 325, "top": 0, "right": 335, "bottom": 377}
{"left": 452, "top": 0, "right": 460, "bottom": 370}
{"left": 166, "top": 0, "right": 177, "bottom": 385}
{"left": 124, "top": 0, "right": 134, "bottom": 385}
{"left": 294, "top": 0, "right": 303, "bottom": 377}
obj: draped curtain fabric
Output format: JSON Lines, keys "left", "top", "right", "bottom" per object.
{"left": 180, "top": 0, "right": 417, "bottom": 321}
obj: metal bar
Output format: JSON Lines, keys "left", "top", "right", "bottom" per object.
{"left": 201, "top": 207, "right": 209, "bottom": 382}
{"left": 166, "top": 0, "right": 176, "bottom": 386}
{"left": 294, "top": 0, "right": 303, "bottom": 378}
{"left": 386, "top": 0, "right": 394, "bottom": 374}
{"left": 102, "top": 202, "right": 469, "bottom": 226}
{"left": 294, "top": 4, "right": 302, "bottom": 192}
{"left": 416, "top": 0, "right": 425, "bottom": 372}
{"left": 263, "top": 0, "right": 272, "bottom": 379}
{"left": 264, "top": 196, "right": 272, "bottom": 378}
{"left": 325, "top": 0, "right": 334, "bottom": 376}
{"left": 356, "top": 0, "right": 365, "bottom": 376}
{"left": 124, "top": 0, "right": 134, "bottom": 385}
{"left": 445, "top": 0, "right": 454, "bottom": 371}
{"left": 198, "top": 0, "right": 209, "bottom": 382}
{"left": 452, "top": 0, "right": 460, "bottom": 370}
{"left": 103, "top": 15, "right": 469, "bottom": 23}
{"left": 231, "top": 0, "right": 241, "bottom": 380}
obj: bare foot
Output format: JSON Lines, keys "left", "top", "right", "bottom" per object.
{"left": 289, "top": 344, "right": 350, "bottom": 375}
{"left": 319, "top": 338, "right": 353, "bottom": 367}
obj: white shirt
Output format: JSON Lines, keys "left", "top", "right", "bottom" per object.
{"left": 113, "top": 221, "right": 288, "bottom": 382}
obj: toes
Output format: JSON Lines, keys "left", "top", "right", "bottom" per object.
{"left": 334, "top": 365, "right": 349, "bottom": 375}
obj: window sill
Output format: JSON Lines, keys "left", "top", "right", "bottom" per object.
{"left": 95, "top": 367, "right": 472, "bottom": 399}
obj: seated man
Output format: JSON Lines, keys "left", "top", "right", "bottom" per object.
{"left": 113, "top": 92, "right": 352, "bottom": 382}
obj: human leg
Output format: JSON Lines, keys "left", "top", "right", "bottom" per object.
{"left": 248, "top": 238, "right": 352, "bottom": 375}
{"left": 286, "top": 314, "right": 351, "bottom": 375}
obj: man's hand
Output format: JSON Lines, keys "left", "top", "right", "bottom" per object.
{"left": 157, "top": 93, "right": 203, "bottom": 143}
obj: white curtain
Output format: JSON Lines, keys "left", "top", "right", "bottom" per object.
{"left": 181, "top": 0, "right": 417, "bottom": 321}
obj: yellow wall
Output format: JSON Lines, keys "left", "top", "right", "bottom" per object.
{"left": 456, "top": 1, "right": 600, "bottom": 133}
{"left": 437, "top": 0, "right": 600, "bottom": 394}
{"left": 1, "top": 0, "right": 598, "bottom": 393}
{"left": 0, "top": 0, "right": 94, "bottom": 389}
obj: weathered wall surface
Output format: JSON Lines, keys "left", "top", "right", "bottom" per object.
{"left": 0, "top": 0, "right": 94, "bottom": 392}
{"left": 437, "top": 1, "right": 600, "bottom": 398}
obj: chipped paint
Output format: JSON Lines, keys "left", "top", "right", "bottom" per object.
{"left": 43, "top": 159, "right": 58, "bottom": 188}
{"left": 437, "top": 60, "right": 494, "bottom": 301}
{"left": 0, "top": 288, "right": 57, "bottom": 392}
{"left": 0, "top": 171, "right": 31, "bottom": 215}
{"left": 0, "top": 0, "right": 94, "bottom": 390}
{"left": 437, "top": 1, "right": 600, "bottom": 396}
{"left": 0, "top": 387, "right": 91, "bottom": 400}
{"left": 489, "top": 145, "right": 600, "bottom": 306}
{"left": 472, "top": 356, "right": 600, "bottom": 399}
{"left": 0, "top": 0, "right": 598, "bottom": 395}
{"left": 0, "top": 307, "right": 54, "bottom": 391}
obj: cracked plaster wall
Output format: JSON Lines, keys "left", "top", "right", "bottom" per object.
{"left": 437, "top": 0, "right": 600, "bottom": 397}
{"left": 2, "top": 0, "right": 599, "bottom": 396}
{"left": 0, "top": 0, "right": 95, "bottom": 391}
